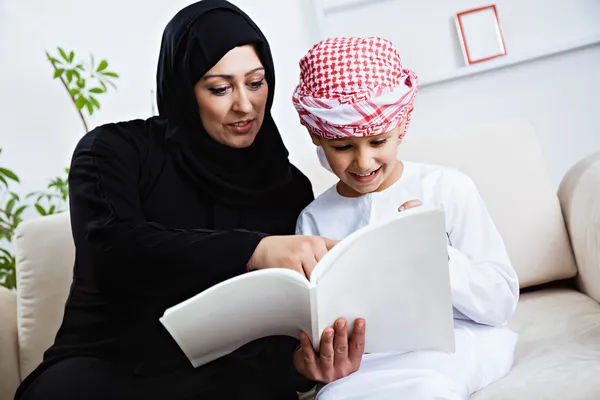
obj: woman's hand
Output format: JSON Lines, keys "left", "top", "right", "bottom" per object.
{"left": 293, "top": 318, "right": 365, "bottom": 384}
{"left": 247, "top": 235, "right": 338, "bottom": 279}
{"left": 398, "top": 199, "right": 423, "bottom": 212}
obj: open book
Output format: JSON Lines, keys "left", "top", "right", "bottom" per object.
{"left": 160, "top": 206, "right": 455, "bottom": 368}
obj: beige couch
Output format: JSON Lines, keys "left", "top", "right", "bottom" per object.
{"left": 1, "top": 119, "right": 599, "bottom": 399}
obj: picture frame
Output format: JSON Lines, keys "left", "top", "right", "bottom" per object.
{"left": 455, "top": 4, "right": 507, "bottom": 65}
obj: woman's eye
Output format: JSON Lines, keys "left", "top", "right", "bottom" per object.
{"left": 248, "top": 79, "right": 265, "bottom": 89}
{"left": 208, "top": 87, "right": 229, "bottom": 96}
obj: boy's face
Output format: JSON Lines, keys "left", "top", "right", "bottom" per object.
{"left": 313, "top": 121, "right": 407, "bottom": 197}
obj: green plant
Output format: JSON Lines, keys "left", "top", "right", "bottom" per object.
{"left": 0, "top": 149, "right": 25, "bottom": 289}
{"left": 0, "top": 48, "right": 119, "bottom": 290}
{"left": 27, "top": 168, "right": 70, "bottom": 216}
{"left": 46, "top": 47, "right": 120, "bottom": 133}
{"left": 0, "top": 155, "right": 69, "bottom": 290}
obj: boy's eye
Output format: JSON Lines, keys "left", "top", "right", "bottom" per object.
{"left": 332, "top": 144, "right": 352, "bottom": 151}
{"left": 372, "top": 139, "right": 388, "bottom": 146}
{"left": 208, "top": 86, "right": 229, "bottom": 96}
{"left": 248, "top": 79, "right": 265, "bottom": 89}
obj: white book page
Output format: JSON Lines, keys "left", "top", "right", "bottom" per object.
{"left": 312, "top": 208, "right": 455, "bottom": 354}
{"left": 160, "top": 268, "right": 312, "bottom": 367}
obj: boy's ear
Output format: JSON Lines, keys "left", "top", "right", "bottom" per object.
{"left": 309, "top": 132, "right": 321, "bottom": 146}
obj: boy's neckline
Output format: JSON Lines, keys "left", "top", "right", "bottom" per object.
{"left": 334, "top": 160, "right": 406, "bottom": 199}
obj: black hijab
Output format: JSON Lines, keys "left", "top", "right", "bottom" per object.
{"left": 156, "top": 0, "right": 292, "bottom": 207}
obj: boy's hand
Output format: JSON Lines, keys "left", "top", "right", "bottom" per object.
{"left": 293, "top": 318, "right": 365, "bottom": 384}
{"left": 248, "top": 235, "right": 338, "bottom": 279}
{"left": 398, "top": 199, "right": 423, "bottom": 212}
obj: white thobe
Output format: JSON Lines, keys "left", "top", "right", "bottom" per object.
{"left": 296, "top": 161, "right": 519, "bottom": 399}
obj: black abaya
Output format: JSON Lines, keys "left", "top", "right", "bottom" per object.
{"left": 14, "top": 1, "right": 315, "bottom": 399}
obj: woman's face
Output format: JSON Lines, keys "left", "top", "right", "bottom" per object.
{"left": 194, "top": 45, "right": 268, "bottom": 148}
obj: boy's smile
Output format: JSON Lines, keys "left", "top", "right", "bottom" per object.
{"left": 348, "top": 166, "right": 382, "bottom": 183}
{"left": 313, "top": 122, "right": 408, "bottom": 198}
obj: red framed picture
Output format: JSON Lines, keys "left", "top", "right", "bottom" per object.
{"left": 455, "top": 4, "right": 507, "bottom": 65}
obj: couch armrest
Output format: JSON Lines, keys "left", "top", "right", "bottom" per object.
{"left": 0, "top": 286, "right": 20, "bottom": 400}
{"left": 558, "top": 151, "right": 600, "bottom": 303}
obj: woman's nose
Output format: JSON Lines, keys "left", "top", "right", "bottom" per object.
{"left": 232, "top": 90, "right": 253, "bottom": 114}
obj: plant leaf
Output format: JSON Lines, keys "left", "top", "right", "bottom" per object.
{"left": 14, "top": 205, "right": 27, "bottom": 217}
{"left": 53, "top": 68, "right": 65, "bottom": 79}
{"left": 75, "top": 64, "right": 84, "bottom": 71}
{"left": 89, "top": 88, "right": 104, "bottom": 94}
{"left": 58, "top": 47, "right": 69, "bottom": 62}
{"left": 6, "top": 270, "right": 16, "bottom": 289}
{"left": 69, "top": 88, "right": 80, "bottom": 96}
{"left": 48, "top": 205, "right": 56, "bottom": 214}
{"left": 73, "top": 70, "right": 81, "bottom": 80}
{"left": 86, "top": 101, "right": 94, "bottom": 115}
{"left": 48, "top": 57, "right": 62, "bottom": 65}
{"left": 97, "top": 60, "right": 108, "bottom": 72}
{"left": 89, "top": 96, "right": 100, "bottom": 110}
{"left": 69, "top": 51, "right": 74, "bottom": 63}
{"left": 0, "top": 175, "right": 7, "bottom": 187}
{"left": 101, "top": 71, "right": 119, "bottom": 78}
{"left": 34, "top": 204, "right": 47, "bottom": 216}
{"left": 75, "top": 96, "right": 86, "bottom": 110}
{"left": 105, "top": 79, "right": 118, "bottom": 90}
{"left": 0, "top": 168, "right": 19, "bottom": 182}
{"left": 99, "top": 80, "right": 107, "bottom": 92}
{"left": 77, "top": 78, "right": 85, "bottom": 89}
{"left": 6, "top": 198, "right": 15, "bottom": 215}
{"left": 66, "top": 70, "right": 74, "bottom": 84}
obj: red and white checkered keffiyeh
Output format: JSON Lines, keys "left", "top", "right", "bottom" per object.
{"left": 292, "top": 36, "right": 418, "bottom": 141}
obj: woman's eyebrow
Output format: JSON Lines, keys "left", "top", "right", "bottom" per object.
{"left": 202, "top": 67, "right": 265, "bottom": 81}
{"left": 244, "top": 67, "right": 264, "bottom": 76}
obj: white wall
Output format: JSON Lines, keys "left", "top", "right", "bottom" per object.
{"left": 0, "top": 0, "right": 193, "bottom": 197}
{"left": 318, "top": 0, "right": 600, "bottom": 84}
{"left": 1, "top": 0, "right": 599, "bottom": 202}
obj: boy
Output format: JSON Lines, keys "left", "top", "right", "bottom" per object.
{"left": 292, "top": 37, "right": 520, "bottom": 399}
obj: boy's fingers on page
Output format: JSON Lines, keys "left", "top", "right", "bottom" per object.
{"left": 299, "top": 332, "right": 317, "bottom": 365}
{"left": 348, "top": 319, "right": 366, "bottom": 365}
{"left": 319, "top": 328, "right": 335, "bottom": 373}
{"left": 297, "top": 332, "right": 320, "bottom": 380}
{"left": 333, "top": 318, "right": 349, "bottom": 365}
{"left": 398, "top": 199, "right": 423, "bottom": 212}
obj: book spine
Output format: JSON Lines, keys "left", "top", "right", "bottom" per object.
{"left": 309, "top": 285, "right": 320, "bottom": 352}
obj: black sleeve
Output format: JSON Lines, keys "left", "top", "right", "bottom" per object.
{"left": 68, "top": 126, "right": 265, "bottom": 298}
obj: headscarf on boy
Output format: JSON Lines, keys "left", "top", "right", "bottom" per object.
{"left": 292, "top": 36, "right": 418, "bottom": 171}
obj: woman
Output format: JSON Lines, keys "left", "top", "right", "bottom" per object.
{"left": 14, "top": 1, "right": 364, "bottom": 399}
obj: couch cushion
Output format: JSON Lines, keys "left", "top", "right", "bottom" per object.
{"left": 472, "top": 287, "right": 600, "bottom": 399}
{"left": 0, "top": 287, "right": 20, "bottom": 400}
{"left": 15, "top": 212, "right": 75, "bottom": 380}
{"left": 559, "top": 150, "right": 600, "bottom": 304}
{"left": 397, "top": 119, "right": 577, "bottom": 288}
